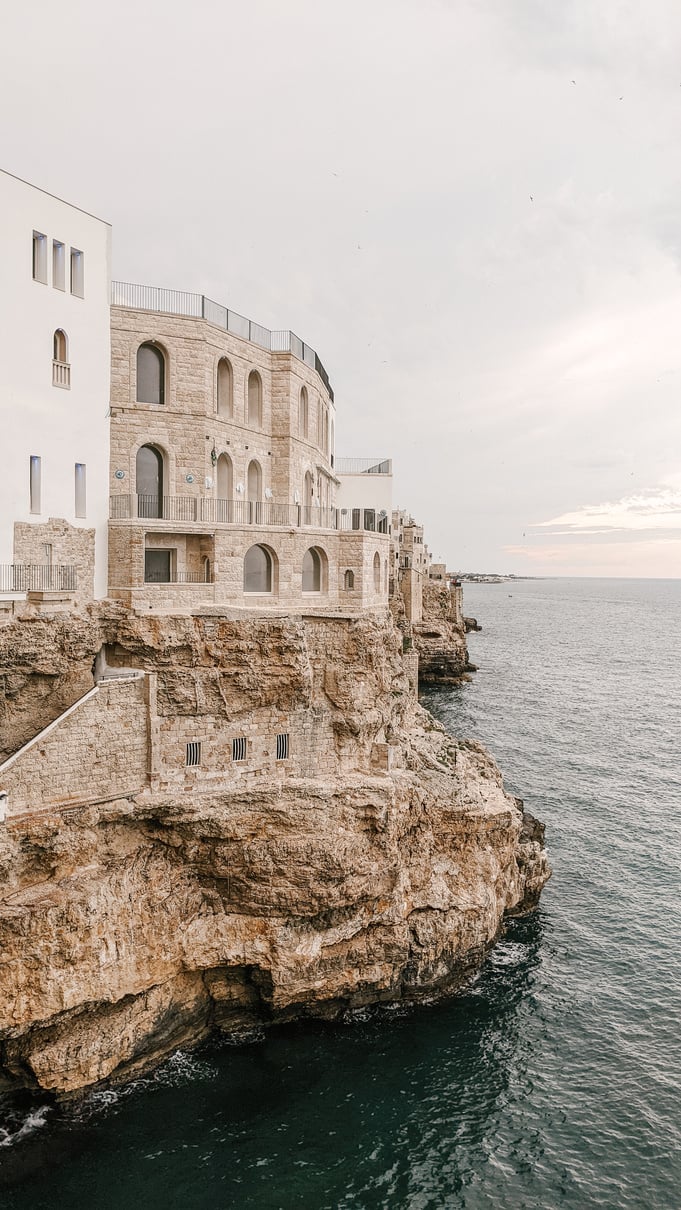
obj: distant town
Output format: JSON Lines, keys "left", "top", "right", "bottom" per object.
{"left": 453, "top": 573, "right": 532, "bottom": 584}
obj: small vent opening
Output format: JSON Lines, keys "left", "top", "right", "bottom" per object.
{"left": 186, "top": 741, "right": 201, "bottom": 767}
{"left": 276, "top": 733, "right": 289, "bottom": 761}
{"left": 232, "top": 736, "right": 247, "bottom": 763}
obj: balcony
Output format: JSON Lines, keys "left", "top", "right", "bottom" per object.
{"left": 52, "top": 359, "right": 71, "bottom": 389}
{"left": 111, "top": 281, "right": 334, "bottom": 402}
{"left": 110, "top": 496, "right": 389, "bottom": 533}
{"left": 0, "top": 564, "right": 77, "bottom": 593}
{"left": 335, "top": 458, "right": 392, "bottom": 475}
{"left": 144, "top": 568, "right": 215, "bottom": 585}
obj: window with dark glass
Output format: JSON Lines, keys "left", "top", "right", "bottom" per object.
{"left": 243, "top": 544, "right": 272, "bottom": 593}
{"left": 136, "top": 444, "right": 164, "bottom": 518}
{"left": 137, "top": 343, "right": 165, "bottom": 404}
{"left": 302, "top": 547, "right": 321, "bottom": 592}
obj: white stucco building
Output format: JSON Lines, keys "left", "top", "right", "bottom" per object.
{"left": 0, "top": 170, "right": 111, "bottom": 600}
{"left": 335, "top": 459, "right": 393, "bottom": 535}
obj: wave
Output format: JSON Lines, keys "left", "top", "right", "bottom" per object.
{"left": 0, "top": 1105, "right": 51, "bottom": 1150}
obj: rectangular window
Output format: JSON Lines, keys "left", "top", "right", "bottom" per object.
{"left": 70, "top": 248, "right": 84, "bottom": 297}
{"left": 75, "top": 463, "right": 86, "bottom": 518}
{"left": 43, "top": 543, "right": 53, "bottom": 565}
{"left": 186, "top": 741, "right": 201, "bottom": 767}
{"left": 52, "top": 240, "right": 65, "bottom": 290}
{"left": 276, "top": 733, "right": 289, "bottom": 761}
{"left": 144, "top": 550, "right": 172, "bottom": 583}
{"left": 29, "top": 455, "right": 41, "bottom": 514}
{"left": 232, "top": 736, "right": 247, "bottom": 763}
{"left": 32, "top": 232, "right": 47, "bottom": 283}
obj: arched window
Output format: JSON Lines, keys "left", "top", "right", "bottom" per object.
{"left": 373, "top": 551, "right": 381, "bottom": 592}
{"left": 330, "top": 418, "right": 335, "bottom": 466}
{"left": 247, "top": 459, "right": 262, "bottom": 501}
{"left": 247, "top": 370, "right": 262, "bottom": 427}
{"left": 217, "top": 358, "right": 232, "bottom": 416}
{"left": 299, "top": 386, "right": 308, "bottom": 438}
{"left": 302, "top": 547, "right": 321, "bottom": 592}
{"left": 302, "top": 470, "right": 314, "bottom": 524}
{"left": 217, "top": 453, "right": 232, "bottom": 500}
{"left": 344, "top": 569, "right": 355, "bottom": 590}
{"left": 323, "top": 410, "right": 329, "bottom": 455}
{"left": 244, "top": 544, "right": 273, "bottom": 593}
{"left": 136, "top": 444, "right": 164, "bottom": 518}
{"left": 53, "top": 329, "right": 68, "bottom": 362}
{"left": 137, "top": 343, "right": 165, "bottom": 405}
{"left": 202, "top": 556, "right": 212, "bottom": 583}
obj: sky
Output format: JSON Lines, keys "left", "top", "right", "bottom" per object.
{"left": 2, "top": 0, "right": 681, "bottom": 576}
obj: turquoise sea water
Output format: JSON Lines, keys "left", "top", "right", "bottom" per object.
{"left": 2, "top": 577, "right": 680, "bottom": 1209}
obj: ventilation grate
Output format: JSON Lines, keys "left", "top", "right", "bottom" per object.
{"left": 276, "top": 733, "right": 289, "bottom": 761}
{"left": 186, "top": 741, "right": 201, "bottom": 767}
{"left": 232, "top": 736, "right": 247, "bottom": 763}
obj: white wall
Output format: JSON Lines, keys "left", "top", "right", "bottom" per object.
{"left": 336, "top": 470, "right": 393, "bottom": 521}
{"left": 0, "top": 170, "right": 111, "bottom": 597}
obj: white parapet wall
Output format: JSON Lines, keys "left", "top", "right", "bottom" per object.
{"left": 0, "top": 170, "right": 111, "bottom": 599}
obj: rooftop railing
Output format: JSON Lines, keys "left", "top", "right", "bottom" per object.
{"left": 0, "top": 564, "right": 77, "bottom": 593}
{"left": 111, "top": 281, "right": 334, "bottom": 402}
{"left": 110, "top": 496, "right": 389, "bottom": 534}
{"left": 335, "top": 458, "right": 392, "bottom": 475}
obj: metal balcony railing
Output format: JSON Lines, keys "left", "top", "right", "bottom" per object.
{"left": 335, "top": 458, "right": 392, "bottom": 475}
{"left": 0, "top": 564, "right": 77, "bottom": 593}
{"left": 337, "top": 508, "right": 389, "bottom": 534}
{"left": 110, "top": 496, "right": 389, "bottom": 534}
{"left": 111, "top": 281, "right": 334, "bottom": 402}
{"left": 144, "top": 569, "right": 215, "bottom": 584}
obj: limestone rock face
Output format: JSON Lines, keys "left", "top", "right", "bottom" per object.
{"left": 413, "top": 583, "right": 471, "bottom": 683}
{"left": 0, "top": 608, "right": 550, "bottom": 1094}
{"left": 0, "top": 610, "right": 103, "bottom": 762}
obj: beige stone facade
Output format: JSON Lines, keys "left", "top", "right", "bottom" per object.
{"left": 391, "top": 510, "right": 432, "bottom": 624}
{"left": 0, "top": 611, "right": 419, "bottom": 818}
{"left": 108, "top": 306, "right": 388, "bottom": 613}
{"left": 13, "top": 518, "right": 95, "bottom": 605}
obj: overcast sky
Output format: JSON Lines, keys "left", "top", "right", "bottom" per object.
{"left": 3, "top": 0, "right": 681, "bottom": 576}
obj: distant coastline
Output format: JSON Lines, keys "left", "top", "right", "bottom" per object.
{"left": 455, "top": 573, "right": 538, "bottom": 584}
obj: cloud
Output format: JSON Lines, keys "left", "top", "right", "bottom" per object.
{"left": 533, "top": 478, "right": 681, "bottom": 534}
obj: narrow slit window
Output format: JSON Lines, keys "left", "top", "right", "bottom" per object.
{"left": 186, "top": 741, "right": 201, "bottom": 767}
{"left": 70, "top": 248, "right": 84, "bottom": 297}
{"left": 32, "top": 232, "right": 47, "bottom": 282}
{"left": 232, "top": 736, "right": 247, "bottom": 763}
{"left": 30, "top": 455, "right": 41, "bottom": 514}
{"left": 75, "top": 463, "right": 86, "bottom": 517}
{"left": 52, "top": 240, "right": 65, "bottom": 290}
{"left": 276, "top": 733, "right": 289, "bottom": 761}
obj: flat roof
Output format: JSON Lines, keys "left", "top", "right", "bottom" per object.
{"left": 0, "top": 167, "right": 111, "bottom": 227}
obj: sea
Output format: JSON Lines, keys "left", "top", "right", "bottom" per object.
{"left": 1, "top": 577, "right": 680, "bottom": 1209}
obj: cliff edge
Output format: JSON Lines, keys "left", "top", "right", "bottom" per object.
{"left": 0, "top": 607, "right": 550, "bottom": 1094}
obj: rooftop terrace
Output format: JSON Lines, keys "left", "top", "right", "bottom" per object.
{"left": 111, "top": 281, "right": 334, "bottom": 402}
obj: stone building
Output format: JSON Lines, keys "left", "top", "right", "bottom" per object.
{"left": 108, "top": 284, "right": 390, "bottom": 613}
{"left": 390, "top": 510, "right": 432, "bottom": 623}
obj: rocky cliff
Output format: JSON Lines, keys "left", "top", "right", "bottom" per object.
{"left": 412, "top": 582, "right": 473, "bottom": 683}
{"left": 0, "top": 606, "right": 550, "bottom": 1095}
